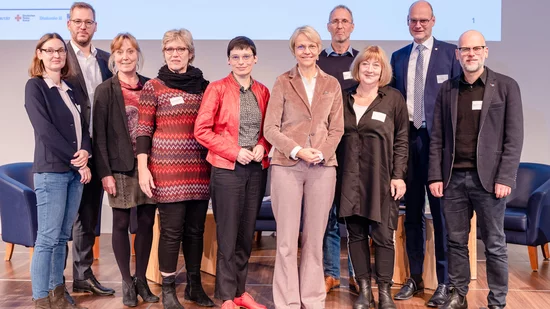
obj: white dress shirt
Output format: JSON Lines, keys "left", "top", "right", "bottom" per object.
{"left": 70, "top": 40, "right": 102, "bottom": 137}
{"left": 406, "top": 36, "right": 434, "bottom": 122}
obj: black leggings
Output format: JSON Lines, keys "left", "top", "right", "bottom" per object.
{"left": 112, "top": 204, "right": 156, "bottom": 283}
{"left": 345, "top": 215, "right": 395, "bottom": 283}
{"left": 157, "top": 200, "right": 209, "bottom": 274}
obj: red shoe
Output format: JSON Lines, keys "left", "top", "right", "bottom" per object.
{"left": 233, "top": 292, "right": 267, "bottom": 309}
{"left": 222, "top": 300, "right": 238, "bottom": 309}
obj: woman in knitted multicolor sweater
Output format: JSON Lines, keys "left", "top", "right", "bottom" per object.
{"left": 135, "top": 28, "right": 213, "bottom": 309}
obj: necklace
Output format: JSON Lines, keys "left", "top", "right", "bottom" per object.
{"left": 355, "top": 90, "right": 378, "bottom": 102}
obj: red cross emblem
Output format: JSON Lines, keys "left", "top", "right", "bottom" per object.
{"left": 15, "top": 14, "right": 21, "bottom": 22}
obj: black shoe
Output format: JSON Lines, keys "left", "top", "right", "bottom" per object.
{"left": 353, "top": 278, "right": 375, "bottom": 309}
{"left": 122, "top": 279, "right": 137, "bottom": 307}
{"left": 134, "top": 276, "right": 160, "bottom": 303}
{"left": 162, "top": 275, "right": 185, "bottom": 309}
{"left": 378, "top": 282, "right": 397, "bottom": 309}
{"left": 183, "top": 272, "right": 214, "bottom": 307}
{"left": 64, "top": 286, "right": 75, "bottom": 305}
{"left": 394, "top": 278, "right": 424, "bottom": 300}
{"left": 73, "top": 276, "right": 115, "bottom": 296}
{"left": 427, "top": 284, "right": 449, "bottom": 307}
{"left": 441, "top": 288, "right": 467, "bottom": 309}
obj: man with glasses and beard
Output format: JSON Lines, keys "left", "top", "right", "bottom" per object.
{"left": 428, "top": 30, "right": 523, "bottom": 309}
{"left": 64, "top": 1, "right": 114, "bottom": 302}
{"left": 391, "top": 1, "right": 461, "bottom": 306}
{"left": 317, "top": 4, "right": 359, "bottom": 294}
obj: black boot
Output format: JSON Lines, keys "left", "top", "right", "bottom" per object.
{"left": 353, "top": 278, "right": 375, "bottom": 309}
{"left": 184, "top": 272, "right": 214, "bottom": 307}
{"left": 135, "top": 276, "right": 160, "bottom": 303}
{"left": 378, "top": 282, "right": 397, "bottom": 309}
{"left": 162, "top": 275, "right": 185, "bottom": 309}
{"left": 122, "top": 278, "right": 137, "bottom": 307}
{"left": 441, "top": 288, "right": 467, "bottom": 309}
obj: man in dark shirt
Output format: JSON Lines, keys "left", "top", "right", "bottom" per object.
{"left": 316, "top": 4, "right": 359, "bottom": 294}
{"left": 428, "top": 30, "right": 523, "bottom": 309}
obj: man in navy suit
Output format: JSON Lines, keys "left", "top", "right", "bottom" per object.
{"left": 390, "top": 1, "right": 461, "bottom": 307}
{"left": 64, "top": 1, "right": 114, "bottom": 300}
{"left": 428, "top": 30, "right": 523, "bottom": 309}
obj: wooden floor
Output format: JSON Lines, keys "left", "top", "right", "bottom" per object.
{"left": 1, "top": 235, "right": 550, "bottom": 309}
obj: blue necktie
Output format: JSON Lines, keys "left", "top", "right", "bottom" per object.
{"left": 413, "top": 44, "right": 427, "bottom": 129}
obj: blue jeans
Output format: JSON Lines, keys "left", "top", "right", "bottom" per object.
{"left": 31, "top": 171, "right": 83, "bottom": 299}
{"left": 323, "top": 205, "right": 354, "bottom": 279}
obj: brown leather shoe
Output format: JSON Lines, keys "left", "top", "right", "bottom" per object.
{"left": 33, "top": 296, "right": 51, "bottom": 309}
{"left": 349, "top": 277, "right": 360, "bottom": 293}
{"left": 325, "top": 276, "right": 341, "bottom": 293}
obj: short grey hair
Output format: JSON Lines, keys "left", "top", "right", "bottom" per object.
{"left": 328, "top": 5, "right": 354, "bottom": 23}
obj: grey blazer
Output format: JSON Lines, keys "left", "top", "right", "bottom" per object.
{"left": 428, "top": 67, "right": 524, "bottom": 193}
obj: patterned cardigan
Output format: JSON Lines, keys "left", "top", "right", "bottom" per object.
{"left": 136, "top": 78, "right": 210, "bottom": 203}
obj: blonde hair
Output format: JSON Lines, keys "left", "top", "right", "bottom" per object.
{"left": 289, "top": 25, "right": 322, "bottom": 56}
{"left": 162, "top": 28, "right": 195, "bottom": 64}
{"left": 350, "top": 46, "right": 393, "bottom": 87}
{"left": 29, "top": 33, "right": 73, "bottom": 79}
{"left": 108, "top": 32, "right": 144, "bottom": 74}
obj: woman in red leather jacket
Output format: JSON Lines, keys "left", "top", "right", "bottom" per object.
{"left": 194, "top": 36, "right": 270, "bottom": 309}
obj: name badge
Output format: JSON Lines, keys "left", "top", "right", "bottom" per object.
{"left": 343, "top": 71, "right": 353, "bottom": 80}
{"left": 372, "top": 111, "right": 386, "bottom": 122}
{"left": 437, "top": 74, "right": 449, "bottom": 84}
{"left": 472, "top": 100, "right": 482, "bottom": 110}
{"left": 170, "top": 96, "right": 185, "bottom": 106}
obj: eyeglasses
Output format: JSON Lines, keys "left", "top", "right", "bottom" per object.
{"left": 457, "top": 46, "right": 486, "bottom": 55}
{"left": 164, "top": 47, "right": 188, "bottom": 55}
{"left": 329, "top": 19, "right": 352, "bottom": 26}
{"left": 40, "top": 48, "right": 67, "bottom": 56}
{"left": 296, "top": 44, "right": 318, "bottom": 52}
{"left": 70, "top": 19, "right": 96, "bottom": 28}
{"left": 229, "top": 54, "right": 254, "bottom": 62}
{"left": 407, "top": 18, "right": 432, "bottom": 26}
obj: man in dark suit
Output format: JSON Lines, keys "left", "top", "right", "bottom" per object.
{"left": 428, "top": 30, "right": 523, "bottom": 309}
{"left": 390, "top": 1, "right": 461, "bottom": 306}
{"left": 65, "top": 1, "right": 114, "bottom": 299}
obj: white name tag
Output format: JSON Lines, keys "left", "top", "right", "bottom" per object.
{"left": 170, "top": 96, "right": 185, "bottom": 106}
{"left": 437, "top": 74, "right": 449, "bottom": 84}
{"left": 372, "top": 111, "right": 386, "bottom": 122}
{"left": 343, "top": 71, "right": 353, "bottom": 80}
{"left": 472, "top": 100, "right": 483, "bottom": 110}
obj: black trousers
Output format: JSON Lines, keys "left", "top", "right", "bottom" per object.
{"left": 344, "top": 215, "right": 394, "bottom": 284}
{"left": 71, "top": 158, "right": 104, "bottom": 280}
{"left": 157, "top": 200, "right": 209, "bottom": 274}
{"left": 442, "top": 170, "right": 508, "bottom": 306}
{"left": 404, "top": 124, "right": 448, "bottom": 284}
{"left": 210, "top": 162, "right": 267, "bottom": 301}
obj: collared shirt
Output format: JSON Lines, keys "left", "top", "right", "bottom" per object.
{"left": 406, "top": 35, "right": 434, "bottom": 122}
{"left": 43, "top": 76, "right": 82, "bottom": 150}
{"left": 325, "top": 44, "right": 355, "bottom": 57}
{"left": 70, "top": 40, "right": 102, "bottom": 137}
{"left": 454, "top": 68, "right": 488, "bottom": 169}
{"left": 235, "top": 76, "right": 262, "bottom": 149}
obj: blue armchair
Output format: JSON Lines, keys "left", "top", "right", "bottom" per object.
{"left": 0, "top": 162, "right": 37, "bottom": 261}
{"left": 255, "top": 167, "right": 276, "bottom": 242}
{"left": 502, "top": 162, "right": 550, "bottom": 271}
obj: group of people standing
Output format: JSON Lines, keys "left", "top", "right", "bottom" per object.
{"left": 24, "top": 1, "right": 523, "bottom": 309}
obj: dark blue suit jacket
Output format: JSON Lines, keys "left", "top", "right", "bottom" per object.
{"left": 390, "top": 38, "right": 461, "bottom": 135}
{"left": 24, "top": 77, "right": 92, "bottom": 173}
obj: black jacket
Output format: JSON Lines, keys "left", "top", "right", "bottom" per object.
{"left": 335, "top": 85, "right": 409, "bottom": 228}
{"left": 428, "top": 67, "right": 524, "bottom": 192}
{"left": 93, "top": 74, "right": 150, "bottom": 180}
{"left": 24, "top": 77, "right": 92, "bottom": 173}
{"left": 66, "top": 42, "right": 112, "bottom": 130}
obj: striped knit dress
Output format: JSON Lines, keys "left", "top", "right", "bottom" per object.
{"left": 136, "top": 78, "right": 210, "bottom": 203}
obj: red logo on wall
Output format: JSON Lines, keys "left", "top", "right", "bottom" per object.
{"left": 15, "top": 14, "right": 21, "bottom": 22}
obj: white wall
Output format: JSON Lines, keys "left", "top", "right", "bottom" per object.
{"left": 1, "top": 0, "right": 548, "bottom": 232}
